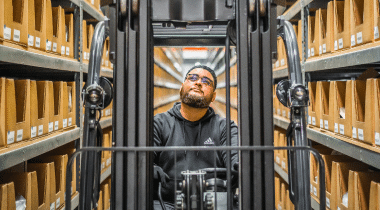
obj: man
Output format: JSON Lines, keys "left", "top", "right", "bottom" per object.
{"left": 153, "top": 65, "right": 239, "bottom": 209}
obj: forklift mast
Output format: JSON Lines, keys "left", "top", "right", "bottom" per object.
{"left": 65, "top": 0, "right": 327, "bottom": 209}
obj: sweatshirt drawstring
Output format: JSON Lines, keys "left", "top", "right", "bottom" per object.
{"left": 182, "top": 121, "right": 187, "bottom": 158}
{"left": 197, "top": 122, "right": 202, "bottom": 156}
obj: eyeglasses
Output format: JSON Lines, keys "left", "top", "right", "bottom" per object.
{"left": 186, "top": 74, "right": 213, "bottom": 87}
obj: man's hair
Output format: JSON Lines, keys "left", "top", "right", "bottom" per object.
{"left": 185, "top": 65, "right": 217, "bottom": 90}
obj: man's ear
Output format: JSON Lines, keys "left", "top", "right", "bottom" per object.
{"left": 211, "top": 91, "right": 216, "bottom": 102}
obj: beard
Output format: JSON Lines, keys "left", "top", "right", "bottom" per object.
{"left": 180, "top": 88, "right": 213, "bottom": 108}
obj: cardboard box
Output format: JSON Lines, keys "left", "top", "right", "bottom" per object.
{"left": 31, "top": 155, "right": 68, "bottom": 209}
{"left": 62, "top": 14, "right": 74, "bottom": 58}
{"left": 28, "top": 162, "right": 55, "bottom": 210}
{"left": 348, "top": 0, "right": 376, "bottom": 46}
{"left": 286, "top": 189, "right": 295, "bottom": 210}
{"left": 309, "top": 145, "right": 333, "bottom": 199}
{"left": 351, "top": 79, "right": 374, "bottom": 144}
{"left": 322, "top": 155, "right": 354, "bottom": 209}
{"left": 274, "top": 130, "right": 280, "bottom": 165}
{"left": 101, "top": 132, "right": 110, "bottom": 173}
{"left": 308, "top": 15, "right": 318, "bottom": 58}
{"left": 44, "top": 0, "right": 54, "bottom": 53}
{"left": 369, "top": 181, "right": 380, "bottom": 209}
{"left": 93, "top": 190, "right": 103, "bottom": 210}
{"left": 5, "top": 79, "right": 31, "bottom": 145}
{"left": 63, "top": 82, "right": 76, "bottom": 129}
{"left": 279, "top": 133, "right": 287, "bottom": 172}
{"left": 333, "top": 80, "right": 353, "bottom": 137}
{"left": 30, "top": 81, "right": 50, "bottom": 138}
{"left": 308, "top": 82, "right": 321, "bottom": 127}
{"left": 375, "top": 0, "right": 380, "bottom": 42}
{"left": 102, "top": 37, "right": 110, "bottom": 68}
{"left": 330, "top": 161, "right": 368, "bottom": 210}
{"left": 0, "top": 182, "right": 16, "bottom": 210}
{"left": 48, "top": 81, "right": 63, "bottom": 133}
{"left": 107, "top": 130, "right": 112, "bottom": 167}
{"left": 86, "top": 0, "right": 101, "bottom": 13}
{"left": 0, "top": 78, "right": 5, "bottom": 147}
{"left": 275, "top": 176, "right": 280, "bottom": 209}
{"left": 317, "top": 5, "right": 334, "bottom": 55}
{"left": 320, "top": 81, "right": 335, "bottom": 132}
{"left": 0, "top": 0, "right": 28, "bottom": 46}
{"left": 273, "top": 85, "right": 280, "bottom": 115}
{"left": 333, "top": 0, "right": 351, "bottom": 51}
{"left": 101, "top": 183, "right": 110, "bottom": 210}
{"left": 50, "top": 6, "right": 65, "bottom": 54}
{"left": 337, "top": 170, "right": 380, "bottom": 210}
{"left": 82, "top": 22, "right": 94, "bottom": 63}
{"left": 27, "top": 0, "right": 47, "bottom": 51}
{"left": 374, "top": 79, "right": 380, "bottom": 147}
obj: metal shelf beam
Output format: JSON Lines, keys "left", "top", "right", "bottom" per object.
{"left": 305, "top": 45, "right": 380, "bottom": 72}
{"left": 99, "top": 117, "right": 112, "bottom": 128}
{"left": 282, "top": 0, "right": 314, "bottom": 21}
{"left": 273, "top": 68, "right": 289, "bottom": 79}
{"left": 0, "top": 45, "right": 81, "bottom": 72}
{"left": 100, "top": 166, "right": 111, "bottom": 183}
{"left": 0, "top": 128, "right": 80, "bottom": 171}
{"left": 274, "top": 115, "right": 380, "bottom": 169}
{"left": 70, "top": 0, "right": 105, "bottom": 21}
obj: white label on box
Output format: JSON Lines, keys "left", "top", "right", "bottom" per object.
{"left": 83, "top": 52, "right": 86, "bottom": 60}
{"left": 320, "top": 119, "right": 324, "bottom": 128}
{"left": 352, "top": 127, "right": 357, "bottom": 139}
{"left": 358, "top": 128, "right": 364, "bottom": 140}
{"left": 312, "top": 117, "right": 316, "bottom": 126}
{"left": 275, "top": 61, "right": 279, "bottom": 68}
{"left": 101, "top": 110, "right": 104, "bottom": 117}
{"left": 61, "top": 46, "right": 65, "bottom": 55}
{"left": 334, "top": 40, "right": 338, "bottom": 50}
{"left": 338, "top": 207, "right": 341, "bottom": 210}
{"left": 63, "top": 119, "right": 68, "bottom": 128}
{"left": 308, "top": 116, "right": 311, "bottom": 124}
{"left": 91, "top": 0, "right": 94, "bottom": 4}
{"left": 323, "top": 44, "right": 327, "bottom": 53}
{"left": 49, "top": 122, "right": 54, "bottom": 132}
{"left": 28, "top": 34, "right": 34, "bottom": 46}
{"left": 280, "top": 59, "right": 284, "bottom": 66}
{"left": 111, "top": 63, "right": 113, "bottom": 68}
{"left": 340, "top": 124, "right": 345, "bottom": 135}
{"left": 339, "top": 38, "right": 343, "bottom": 49}
{"left": 102, "top": 59, "right": 104, "bottom": 65}
{"left": 55, "top": 121, "right": 59, "bottom": 130}
{"left": 46, "top": 40, "right": 52, "bottom": 51}
{"left": 351, "top": 35, "right": 356, "bottom": 46}
{"left": 107, "top": 158, "right": 111, "bottom": 166}
{"left": 335, "top": 123, "right": 339, "bottom": 133}
{"left": 311, "top": 184, "right": 313, "bottom": 193}
{"left": 35, "top": 37, "right": 41, "bottom": 48}
{"left": 69, "top": 118, "right": 72, "bottom": 126}
{"left": 375, "top": 132, "right": 380, "bottom": 145}
{"left": 326, "top": 197, "right": 330, "bottom": 208}
{"left": 38, "top": 125, "right": 43, "bottom": 136}
{"left": 311, "top": 48, "right": 315, "bottom": 56}
{"left": 319, "top": 45, "right": 322, "bottom": 54}
{"left": 66, "top": 47, "right": 70, "bottom": 56}
{"left": 357, "top": 32, "right": 363, "bottom": 44}
{"left": 4, "top": 25, "right": 11, "bottom": 40}
{"left": 313, "top": 187, "right": 317, "bottom": 196}
{"left": 277, "top": 109, "right": 281, "bottom": 115}
{"left": 31, "top": 126, "right": 37, "bottom": 138}
{"left": 282, "top": 161, "right": 286, "bottom": 168}
{"left": 102, "top": 162, "right": 105, "bottom": 170}
{"left": 16, "top": 129, "right": 23, "bottom": 142}
{"left": 324, "top": 120, "right": 329, "bottom": 130}
{"left": 276, "top": 156, "right": 280, "bottom": 164}
{"left": 50, "top": 203, "right": 54, "bottom": 210}
{"left": 53, "top": 42, "right": 57, "bottom": 52}
{"left": 13, "top": 29, "right": 20, "bottom": 42}
{"left": 282, "top": 110, "right": 286, "bottom": 117}
{"left": 56, "top": 197, "right": 60, "bottom": 208}
{"left": 278, "top": 204, "right": 282, "bottom": 210}
{"left": 375, "top": 26, "right": 379, "bottom": 39}
{"left": 106, "top": 60, "right": 109, "bottom": 67}
{"left": 308, "top": 49, "right": 310, "bottom": 57}
{"left": 7, "top": 131, "right": 15, "bottom": 144}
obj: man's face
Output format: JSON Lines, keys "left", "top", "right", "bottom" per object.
{"left": 180, "top": 68, "right": 216, "bottom": 108}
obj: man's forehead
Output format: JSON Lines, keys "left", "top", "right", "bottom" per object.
{"left": 188, "top": 68, "right": 213, "bottom": 80}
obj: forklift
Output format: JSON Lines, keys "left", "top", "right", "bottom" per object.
{"left": 65, "top": 0, "right": 327, "bottom": 209}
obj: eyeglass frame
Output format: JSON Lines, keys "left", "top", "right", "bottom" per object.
{"left": 185, "top": 74, "right": 214, "bottom": 88}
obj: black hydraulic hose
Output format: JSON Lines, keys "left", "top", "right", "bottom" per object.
{"left": 92, "top": 122, "right": 103, "bottom": 208}
{"left": 286, "top": 122, "right": 296, "bottom": 203}
{"left": 158, "top": 182, "right": 167, "bottom": 210}
{"left": 225, "top": 22, "right": 232, "bottom": 210}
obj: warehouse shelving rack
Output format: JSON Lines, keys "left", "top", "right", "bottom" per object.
{"left": 0, "top": 0, "right": 112, "bottom": 209}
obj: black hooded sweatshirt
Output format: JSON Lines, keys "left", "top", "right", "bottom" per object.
{"left": 153, "top": 102, "right": 239, "bottom": 202}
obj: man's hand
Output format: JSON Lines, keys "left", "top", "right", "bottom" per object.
{"left": 154, "top": 165, "right": 170, "bottom": 185}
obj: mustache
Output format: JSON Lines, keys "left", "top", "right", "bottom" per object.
{"left": 190, "top": 87, "right": 203, "bottom": 93}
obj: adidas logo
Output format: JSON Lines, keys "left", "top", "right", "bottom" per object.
{"left": 204, "top": 137, "right": 215, "bottom": 145}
